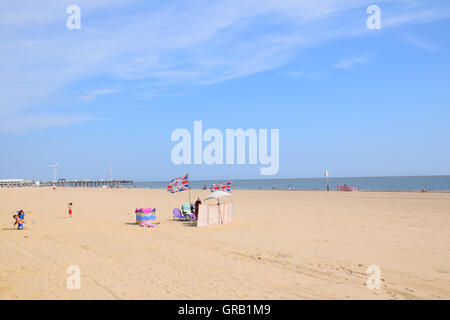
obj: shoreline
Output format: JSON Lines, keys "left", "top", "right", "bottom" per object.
{"left": 142, "top": 187, "right": 450, "bottom": 193}
{"left": 2, "top": 186, "right": 450, "bottom": 193}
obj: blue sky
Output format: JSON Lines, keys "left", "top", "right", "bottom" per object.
{"left": 1, "top": 0, "right": 449, "bottom": 181}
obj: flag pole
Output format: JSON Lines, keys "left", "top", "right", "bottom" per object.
{"left": 188, "top": 173, "right": 192, "bottom": 205}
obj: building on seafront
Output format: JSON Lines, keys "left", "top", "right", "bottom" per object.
{"left": 0, "top": 179, "right": 35, "bottom": 187}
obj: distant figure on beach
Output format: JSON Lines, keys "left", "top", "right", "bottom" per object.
{"left": 13, "top": 213, "right": 19, "bottom": 228}
{"left": 195, "top": 197, "right": 202, "bottom": 219}
{"left": 421, "top": 188, "right": 427, "bottom": 193}
{"left": 68, "top": 202, "right": 73, "bottom": 218}
{"left": 14, "top": 210, "right": 25, "bottom": 230}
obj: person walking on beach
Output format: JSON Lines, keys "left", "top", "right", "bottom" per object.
{"left": 68, "top": 202, "right": 73, "bottom": 218}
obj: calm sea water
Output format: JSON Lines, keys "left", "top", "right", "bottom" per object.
{"left": 134, "top": 176, "right": 450, "bottom": 191}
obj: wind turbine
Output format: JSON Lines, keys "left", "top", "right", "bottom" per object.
{"left": 49, "top": 162, "right": 60, "bottom": 182}
{"left": 108, "top": 162, "right": 112, "bottom": 181}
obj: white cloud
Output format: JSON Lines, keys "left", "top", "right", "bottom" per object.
{"left": 0, "top": 0, "right": 449, "bottom": 133}
{"left": 404, "top": 36, "right": 439, "bottom": 52}
{"left": 0, "top": 113, "right": 100, "bottom": 134}
{"left": 77, "top": 88, "right": 119, "bottom": 101}
{"left": 283, "top": 71, "right": 327, "bottom": 79}
{"left": 333, "top": 54, "right": 372, "bottom": 69}
{"left": 383, "top": 7, "right": 450, "bottom": 28}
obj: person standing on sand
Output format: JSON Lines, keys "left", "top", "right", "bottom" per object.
{"left": 68, "top": 202, "right": 73, "bottom": 218}
{"left": 194, "top": 197, "right": 202, "bottom": 219}
{"left": 15, "top": 210, "right": 25, "bottom": 230}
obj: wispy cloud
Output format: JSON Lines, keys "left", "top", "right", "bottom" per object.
{"left": 383, "top": 7, "right": 450, "bottom": 28}
{"left": 404, "top": 36, "right": 439, "bottom": 52}
{"left": 77, "top": 88, "right": 119, "bottom": 101}
{"left": 283, "top": 71, "right": 327, "bottom": 79}
{"left": 0, "top": 113, "right": 101, "bottom": 134}
{"left": 1, "top": 0, "right": 449, "bottom": 133}
{"left": 333, "top": 54, "right": 372, "bottom": 70}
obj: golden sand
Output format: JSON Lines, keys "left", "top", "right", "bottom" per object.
{"left": 1, "top": 187, "right": 449, "bottom": 299}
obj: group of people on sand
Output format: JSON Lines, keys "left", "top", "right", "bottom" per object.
{"left": 184, "top": 197, "right": 202, "bottom": 219}
{"left": 12, "top": 202, "right": 73, "bottom": 231}
{"left": 12, "top": 210, "right": 25, "bottom": 230}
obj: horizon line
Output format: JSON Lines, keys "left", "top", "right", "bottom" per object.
{"left": 134, "top": 174, "right": 450, "bottom": 183}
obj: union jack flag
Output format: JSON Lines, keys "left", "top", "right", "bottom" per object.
{"left": 210, "top": 181, "right": 232, "bottom": 193}
{"left": 167, "top": 173, "right": 190, "bottom": 193}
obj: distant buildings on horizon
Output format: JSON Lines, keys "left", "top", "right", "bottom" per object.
{"left": 0, "top": 178, "right": 35, "bottom": 187}
{"left": 0, "top": 178, "right": 133, "bottom": 188}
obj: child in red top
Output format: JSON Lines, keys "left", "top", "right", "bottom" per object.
{"left": 68, "top": 202, "right": 73, "bottom": 217}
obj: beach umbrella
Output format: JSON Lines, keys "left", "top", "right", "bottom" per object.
{"left": 204, "top": 191, "right": 231, "bottom": 201}
{"left": 204, "top": 191, "right": 232, "bottom": 206}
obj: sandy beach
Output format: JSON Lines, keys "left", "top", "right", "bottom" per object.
{"left": 0, "top": 187, "right": 449, "bottom": 300}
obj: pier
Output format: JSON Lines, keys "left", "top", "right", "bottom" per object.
{"left": 41, "top": 180, "right": 134, "bottom": 188}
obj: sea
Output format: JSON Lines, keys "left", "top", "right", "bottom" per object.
{"left": 134, "top": 176, "right": 450, "bottom": 192}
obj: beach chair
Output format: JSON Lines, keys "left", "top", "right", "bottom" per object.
{"left": 172, "top": 208, "right": 187, "bottom": 221}
{"left": 183, "top": 203, "right": 197, "bottom": 220}
{"left": 181, "top": 203, "right": 192, "bottom": 216}
{"left": 181, "top": 203, "right": 191, "bottom": 213}
{"left": 187, "top": 211, "right": 196, "bottom": 221}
